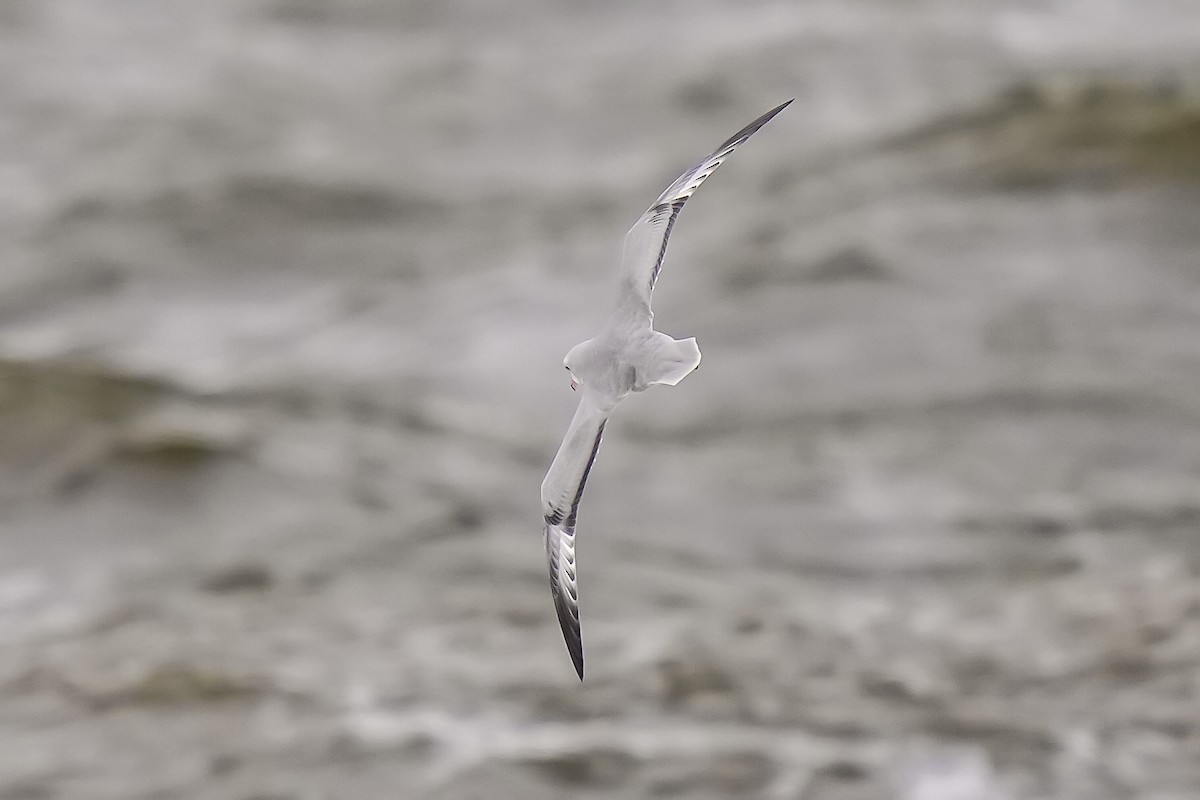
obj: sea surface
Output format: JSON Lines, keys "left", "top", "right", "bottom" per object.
{"left": 2, "top": 1, "right": 1200, "bottom": 798}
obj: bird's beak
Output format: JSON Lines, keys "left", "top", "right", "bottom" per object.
{"left": 570, "top": 376, "right": 579, "bottom": 392}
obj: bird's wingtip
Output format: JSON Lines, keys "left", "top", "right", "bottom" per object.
{"left": 563, "top": 619, "right": 584, "bottom": 680}
{"left": 551, "top": 579, "right": 586, "bottom": 680}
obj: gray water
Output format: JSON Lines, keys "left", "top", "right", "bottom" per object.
{"left": 2, "top": 1, "right": 1200, "bottom": 798}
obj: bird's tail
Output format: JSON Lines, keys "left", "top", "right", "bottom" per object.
{"left": 643, "top": 334, "right": 702, "bottom": 387}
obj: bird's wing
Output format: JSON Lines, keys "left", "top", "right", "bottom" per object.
{"left": 612, "top": 99, "right": 792, "bottom": 324}
{"left": 540, "top": 394, "right": 609, "bottom": 680}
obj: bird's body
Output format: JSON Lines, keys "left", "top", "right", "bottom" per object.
{"left": 541, "top": 100, "right": 792, "bottom": 679}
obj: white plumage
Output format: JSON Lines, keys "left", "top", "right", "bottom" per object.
{"left": 541, "top": 100, "right": 792, "bottom": 679}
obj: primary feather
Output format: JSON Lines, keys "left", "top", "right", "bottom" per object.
{"left": 615, "top": 99, "right": 793, "bottom": 323}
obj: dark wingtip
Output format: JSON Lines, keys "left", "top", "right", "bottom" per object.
{"left": 570, "top": 643, "right": 585, "bottom": 681}
{"left": 758, "top": 99, "right": 796, "bottom": 127}
{"left": 716, "top": 99, "right": 795, "bottom": 153}
{"left": 555, "top": 600, "right": 585, "bottom": 681}
{"left": 550, "top": 576, "right": 585, "bottom": 681}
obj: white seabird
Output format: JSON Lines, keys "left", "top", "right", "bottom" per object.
{"left": 541, "top": 100, "right": 792, "bottom": 679}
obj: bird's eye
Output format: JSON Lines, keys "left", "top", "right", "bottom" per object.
{"left": 565, "top": 365, "right": 571, "bottom": 371}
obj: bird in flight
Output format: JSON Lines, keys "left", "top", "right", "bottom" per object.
{"left": 541, "top": 100, "right": 792, "bottom": 680}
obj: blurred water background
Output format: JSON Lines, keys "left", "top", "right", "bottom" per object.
{"left": 2, "top": 1, "right": 1200, "bottom": 798}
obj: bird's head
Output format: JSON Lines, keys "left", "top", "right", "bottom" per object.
{"left": 563, "top": 358, "right": 580, "bottom": 391}
{"left": 563, "top": 341, "right": 591, "bottom": 391}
